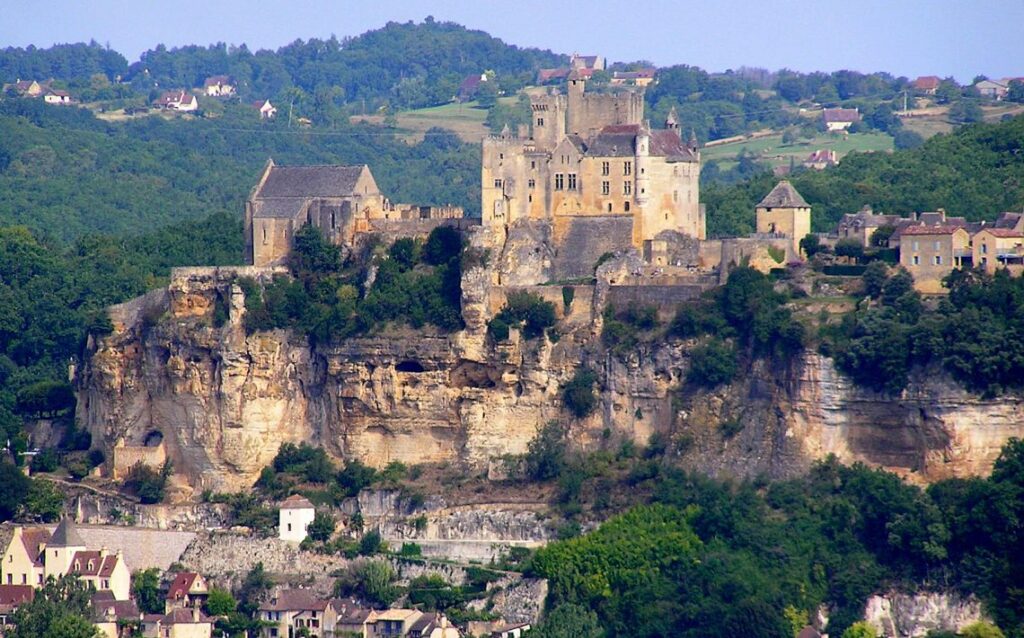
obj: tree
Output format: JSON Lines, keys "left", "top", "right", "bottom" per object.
{"left": 131, "top": 568, "right": 163, "bottom": 614}
{"left": 22, "top": 479, "right": 63, "bottom": 522}
{"left": 800, "top": 234, "right": 822, "bottom": 258}
{"left": 530, "top": 603, "right": 605, "bottom": 638}
{"left": 205, "top": 587, "right": 237, "bottom": 617}
{"left": 0, "top": 461, "right": 31, "bottom": 521}
{"left": 840, "top": 621, "right": 878, "bottom": 638}
{"left": 862, "top": 262, "right": 889, "bottom": 299}
{"left": 687, "top": 338, "right": 737, "bottom": 387}
{"left": 949, "top": 101, "right": 983, "bottom": 124}
{"left": 524, "top": 421, "right": 568, "bottom": 481}
{"left": 123, "top": 461, "right": 171, "bottom": 504}
{"left": 835, "top": 239, "right": 865, "bottom": 262}
{"left": 307, "top": 510, "right": 335, "bottom": 542}
{"left": 1008, "top": 80, "right": 1024, "bottom": 103}
{"left": 10, "top": 574, "right": 99, "bottom": 638}
{"left": 893, "top": 129, "right": 924, "bottom": 150}
{"left": 562, "top": 370, "right": 597, "bottom": 419}
{"left": 959, "top": 621, "right": 1006, "bottom": 638}
{"left": 359, "top": 529, "right": 383, "bottom": 556}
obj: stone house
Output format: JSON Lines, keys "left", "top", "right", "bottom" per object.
{"left": 570, "top": 54, "right": 605, "bottom": 71}
{"left": 481, "top": 78, "right": 703, "bottom": 275}
{"left": 92, "top": 591, "right": 141, "bottom": 638}
{"left": 142, "top": 607, "right": 213, "bottom": 638}
{"left": 278, "top": 495, "right": 316, "bottom": 542}
{"left": 610, "top": 69, "right": 657, "bottom": 87}
{"left": 11, "top": 79, "right": 44, "bottom": 97}
{"left": 972, "top": 228, "right": 1024, "bottom": 275}
{"left": 974, "top": 79, "right": 1008, "bottom": 100}
{"left": 899, "top": 225, "right": 970, "bottom": 293}
{"left": 43, "top": 89, "right": 71, "bottom": 104}
{"left": 913, "top": 76, "right": 941, "bottom": 95}
{"left": 0, "top": 520, "right": 131, "bottom": 600}
{"left": 165, "top": 572, "right": 209, "bottom": 613}
{"left": 203, "top": 75, "right": 235, "bottom": 97}
{"left": 833, "top": 206, "right": 904, "bottom": 247}
{"left": 258, "top": 589, "right": 334, "bottom": 638}
{"left": 0, "top": 584, "right": 33, "bottom": 630}
{"left": 822, "top": 107, "right": 860, "bottom": 132}
{"left": 489, "top": 622, "right": 531, "bottom": 637}
{"left": 803, "top": 149, "right": 837, "bottom": 170}
{"left": 755, "top": 180, "right": 811, "bottom": 257}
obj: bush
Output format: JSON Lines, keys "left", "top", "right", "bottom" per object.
{"left": 15, "top": 381, "right": 75, "bottom": 417}
{"left": 123, "top": 461, "right": 171, "bottom": 504}
{"left": 687, "top": 339, "right": 737, "bottom": 387}
{"left": 398, "top": 542, "right": 422, "bottom": 557}
{"left": 490, "top": 291, "right": 557, "bottom": 340}
{"left": 307, "top": 511, "right": 336, "bottom": 542}
{"left": 524, "top": 421, "right": 568, "bottom": 481}
{"left": 359, "top": 529, "right": 384, "bottom": 555}
{"left": 563, "top": 369, "right": 598, "bottom": 419}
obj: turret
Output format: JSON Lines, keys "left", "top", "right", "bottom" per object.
{"left": 665, "top": 106, "right": 680, "bottom": 132}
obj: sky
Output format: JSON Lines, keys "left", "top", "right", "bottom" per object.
{"left": 2, "top": 0, "right": 1023, "bottom": 82}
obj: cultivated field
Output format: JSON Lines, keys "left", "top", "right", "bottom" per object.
{"left": 350, "top": 99, "right": 514, "bottom": 143}
{"left": 701, "top": 131, "right": 894, "bottom": 170}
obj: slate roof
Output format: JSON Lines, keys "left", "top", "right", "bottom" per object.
{"left": 163, "top": 607, "right": 212, "bottom": 624}
{"left": 70, "top": 550, "right": 121, "bottom": 577}
{"left": 993, "top": 212, "right": 1023, "bottom": 229}
{"left": 49, "top": 519, "right": 86, "bottom": 548}
{"left": 257, "top": 165, "right": 366, "bottom": 198}
{"left": 757, "top": 181, "right": 809, "bottom": 208}
{"left": 822, "top": 107, "right": 860, "bottom": 123}
{"left": 613, "top": 68, "right": 656, "bottom": 80}
{"left": 586, "top": 125, "right": 638, "bottom": 157}
{"left": 280, "top": 494, "right": 315, "bottom": 510}
{"left": 259, "top": 589, "right": 328, "bottom": 612}
{"left": 252, "top": 198, "right": 308, "bottom": 219}
{"left": 650, "top": 129, "right": 698, "bottom": 162}
{"left": 92, "top": 592, "right": 140, "bottom": 621}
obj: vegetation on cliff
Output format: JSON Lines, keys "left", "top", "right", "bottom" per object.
{"left": 240, "top": 225, "right": 465, "bottom": 340}
{"left": 525, "top": 438, "right": 1024, "bottom": 637}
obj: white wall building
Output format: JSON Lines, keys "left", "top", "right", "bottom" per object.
{"left": 278, "top": 495, "right": 316, "bottom": 542}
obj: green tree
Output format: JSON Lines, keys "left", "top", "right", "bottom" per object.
{"left": 0, "top": 461, "right": 31, "bottom": 521}
{"left": 205, "top": 587, "right": 237, "bottom": 617}
{"left": 687, "top": 338, "right": 737, "bottom": 387}
{"left": 359, "top": 529, "right": 383, "bottom": 556}
{"left": 23, "top": 479, "right": 63, "bottom": 522}
{"left": 524, "top": 421, "right": 568, "bottom": 481}
{"left": 959, "top": 621, "right": 1006, "bottom": 638}
{"left": 563, "top": 370, "right": 598, "bottom": 419}
{"left": 131, "top": 568, "right": 163, "bottom": 614}
{"left": 800, "top": 234, "right": 822, "bottom": 258}
{"left": 530, "top": 603, "right": 605, "bottom": 638}
{"left": 10, "top": 574, "right": 99, "bottom": 638}
{"left": 841, "top": 622, "right": 878, "bottom": 638}
{"left": 1008, "top": 80, "right": 1024, "bottom": 103}
{"left": 307, "top": 510, "right": 336, "bottom": 542}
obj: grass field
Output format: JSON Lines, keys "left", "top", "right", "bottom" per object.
{"left": 701, "top": 131, "right": 894, "bottom": 170}
{"left": 350, "top": 98, "right": 518, "bottom": 143}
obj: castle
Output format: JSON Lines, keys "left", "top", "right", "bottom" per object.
{"left": 481, "top": 78, "right": 704, "bottom": 253}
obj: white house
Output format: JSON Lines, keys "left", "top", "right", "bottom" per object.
{"left": 203, "top": 75, "right": 235, "bottom": 97}
{"left": 822, "top": 107, "right": 860, "bottom": 132}
{"left": 43, "top": 90, "right": 71, "bottom": 104}
{"left": 278, "top": 495, "right": 316, "bottom": 542}
{"left": 252, "top": 99, "right": 277, "bottom": 119}
{"left": 155, "top": 90, "right": 199, "bottom": 112}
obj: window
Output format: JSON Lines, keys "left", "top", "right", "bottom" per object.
{"left": 37, "top": 574, "right": 42, "bottom": 584}
{"left": 673, "top": 191, "right": 678, "bottom": 202}
{"left": 624, "top": 161, "right": 632, "bottom": 176}
{"left": 494, "top": 179, "right": 503, "bottom": 189}
{"left": 912, "top": 255, "right": 920, "bottom": 265}
{"left": 934, "top": 241, "right": 941, "bottom": 251}
{"left": 601, "top": 181, "right": 610, "bottom": 195}
{"left": 537, "top": 117, "right": 544, "bottom": 126}
{"left": 554, "top": 174, "right": 564, "bottom": 190}
{"left": 625, "top": 201, "right": 630, "bottom": 212}
{"left": 102, "top": 579, "right": 109, "bottom": 589}
{"left": 935, "top": 255, "right": 942, "bottom": 265}
{"left": 982, "top": 243, "right": 988, "bottom": 254}
{"left": 912, "top": 241, "right": 919, "bottom": 251}
{"left": 287, "top": 523, "right": 292, "bottom": 532}
{"left": 607, "top": 203, "right": 613, "bottom": 212}
{"left": 331, "top": 212, "right": 336, "bottom": 229}
{"left": 6, "top": 574, "right": 11, "bottom": 585}
{"left": 602, "top": 161, "right": 610, "bottom": 176}
{"left": 568, "top": 174, "right": 577, "bottom": 190}
{"left": 528, "top": 179, "right": 536, "bottom": 188}
{"left": 531, "top": 160, "right": 536, "bottom": 170}
{"left": 21, "top": 574, "right": 26, "bottom": 584}
{"left": 623, "top": 182, "right": 632, "bottom": 196}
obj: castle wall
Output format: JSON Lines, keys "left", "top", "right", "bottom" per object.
{"left": 566, "top": 80, "right": 644, "bottom": 136}
{"left": 252, "top": 218, "right": 295, "bottom": 267}
{"left": 111, "top": 442, "right": 166, "bottom": 479}
{"left": 642, "top": 159, "right": 703, "bottom": 240}
{"left": 550, "top": 216, "right": 636, "bottom": 280}
{"left": 488, "top": 285, "right": 595, "bottom": 323}
{"left": 606, "top": 283, "right": 713, "bottom": 317}
{"left": 756, "top": 205, "right": 811, "bottom": 256}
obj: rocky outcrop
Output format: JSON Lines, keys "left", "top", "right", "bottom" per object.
{"left": 863, "top": 591, "right": 988, "bottom": 637}
{"left": 76, "top": 252, "right": 1024, "bottom": 494}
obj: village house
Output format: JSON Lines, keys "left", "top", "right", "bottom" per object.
{"left": 43, "top": 89, "right": 72, "bottom": 104}
{"left": 489, "top": 622, "right": 531, "bottom": 638}
{"left": 202, "top": 75, "right": 235, "bottom": 97}
{"left": 165, "top": 572, "right": 209, "bottom": 613}
{"left": 899, "top": 225, "right": 971, "bottom": 293}
{"left": 610, "top": 68, "right": 657, "bottom": 87}
{"left": 278, "top": 494, "right": 316, "bottom": 542}
{"left": 458, "top": 73, "right": 488, "bottom": 102}
{"left": 258, "top": 589, "right": 334, "bottom": 638}
{"left": 11, "top": 79, "right": 44, "bottom": 97}
{"left": 833, "top": 206, "right": 905, "bottom": 247}
{"left": 972, "top": 227, "right": 1024, "bottom": 275}
{"left": 0, "top": 585, "right": 33, "bottom": 630}
{"left": 974, "top": 78, "right": 1008, "bottom": 100}
{"left": 92, "top": 591, "right": 142, "bottom": 638}
{"left": 570, "top": 53, "right": 605, "bottom": 71}
{"left": 912, "top": 76, "right": 941, "bottom": 95}
{"left": 803, "top": 149, "right": 837, "bottom": 170}
{"left": 142, "top": 607, "right": 213, "bottom": 638}
{"left": 0, "top": 520, "right": 131, "bottom": 600}
{"left": 252, "top": 99, "right": 277, "bottom": 119}
{"left": 154, "top": 90, "right": 199, "bottom": 112}
{"left": 822, "top": 107, "right": 860, "bottom": 132}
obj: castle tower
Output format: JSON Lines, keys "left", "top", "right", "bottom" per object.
{"left": 530, "top": 91, "right": 565, "bottom": 151}
{"left": 756, "top": 180, "right": 812, "bottom": 257}
{"left": 43, "top": 518, "right": 86, "bottom": 580}
{"left": 665, "top": 106, "right": 680, "bottom": 131}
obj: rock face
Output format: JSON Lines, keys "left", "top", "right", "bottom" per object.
{"left": 77, "top": 255, "right": 1024, "bottom": 493}
{"left": 863, "top": 591, "right": 988, "bottom": 637}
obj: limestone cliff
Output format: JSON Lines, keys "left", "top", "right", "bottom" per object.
{"left": 76, "top": 254, "right": 1024, "bottom": 494}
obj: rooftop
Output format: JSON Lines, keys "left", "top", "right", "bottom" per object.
{"left": 899, "top": 224, "right": 965, "bottom": 236}
{"left": 257, "top": 164, "right": 367, "bottom": 199}
{"left": 49, "top": 518, "right": 86, "bottom": 548}
{"left": 757, "top": 181, "right": 809, "bottom": 209}
{"left": 280, "top": 494, "right": 315, "bottom": 510}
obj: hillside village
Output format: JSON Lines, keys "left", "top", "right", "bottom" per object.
{"left": 2, "top": 19, "right": 1024, "bottom": 638}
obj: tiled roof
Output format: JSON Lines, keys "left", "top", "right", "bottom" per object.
{"left": 650, "top": 130, "right": 698, "bottom": 162}
{"left": 613, "top": 68, "right": 656, "bottom": 80}
{"left": 257, "top": 165, "right": 366, "bottom": 199}
{"left": 50, "top": 519, "right": 86, "bottom": 548}
{"left": 70, "top": 550, "right": 121, "bottom": 577}
{"left": 204, "top": 75, "right": 232, "bottom": 86}
{"left": 259, "top": 589, "right": 328, "bottom": 612}
{"left": 163, "top": 607, "right": 211, "bottom": 624}
{"left": 757, "top": 181, "right": 809, "bottom": 208}
{"left": 537, "top": 68, "right": 569, "bottom": 82}
{"left": 913, "top": 76, "right": 941, "bottom": 90}
{"left": 822, "top": 107, "right": 860, "bottom": 123}
{"left": 567, "top": 68, "right": 595, "bottom": 81}
{"left": 280, "top": 494, "right": 315, "bottom": 509}
{"left": 167, "top": 572, "right": 205, "bottom": 601}
{"left": 899, "top": 224, "right": 963, "bottom": 236}
{"left": 977, "top": 228, "right": 1024, "bottom": 238}
{"left": 20, "top": 527, "right": 52, "bottom": 565}
{"left": 0, "top": 585, "right": 34, "bottom": 606}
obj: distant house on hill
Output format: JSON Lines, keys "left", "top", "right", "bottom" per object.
{"left": 12, "top": 79, "right": 44, "bottom": 97}
{"left": 803, "top": 149, "right": 837, "bottom": 170}
{"left": 43, "top": 89, "right": 72, "bottom": 105}
{"left": 822, "top": 107, "right": 860, "bottom": 132}
{"left": 278, "top": 494, "right": 316, "bottom": 542}
{"left": 252, "top": 99, "right": 277, "bottom": 119}
{"left": 458, "top": 73, "right": 488, "bottom": 102}
{"left": 537, "top": 68, "right": 570, "bottom": 84}
{"left": 912, "top": 76, "right": 941, "bottom": 95}
{"left": 203, "top": 75, "right": 235, "bottom": 97}
{"left": 570, "top": 53, "right": 605, "bottom": 71}
{"left": 974, "top": 78, "right": 1008, "bottom": 100}
{"left": 154, "top": 90, "right": 198, "bottom": 112}
{"left": 899, "top": 224, "right": 971, "bottom": 293}
{"left": 610, "top": 68, "right": 657, "bottom": 87}
{"left": 165, "top": 572, "right": 209, "bottom": 613}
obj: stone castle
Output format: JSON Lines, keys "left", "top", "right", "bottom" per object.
{"left": 481, "top": 78, "right": 704, "bottom": 252}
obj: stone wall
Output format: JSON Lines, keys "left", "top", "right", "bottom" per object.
{"left": 110, "top": 442, "right": 165, "bottom": 479}
{"left": 549, "top": 215, "right": 635, "bottom": 280}
{"left": 863, "top": 592, "right": 987, "bottom": 637}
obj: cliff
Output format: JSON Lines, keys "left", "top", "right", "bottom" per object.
{"left": 75, "top": 257, "right": 1024, "bottom": 494}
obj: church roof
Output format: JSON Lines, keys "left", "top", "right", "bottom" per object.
{"left": 252, "top": 199, "right": 308, "bottom": 219}
{"left": 757, "top": 181, "right": 809, "bottom": 209}
{"left": 584, "top": 125, "right": 697, "bottom": 162}
{"left": 257, "top": 165, "right": 367, "bottom": 199}
{"left": 281, "top": 494, "right": 314, "bottom": 510}
{"left": 49, "top": 519, "right": 86, "bottom": 548}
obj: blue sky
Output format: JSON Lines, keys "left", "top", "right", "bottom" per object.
{"left": 3, "top": 0, "right": 1022, "bottom": 82}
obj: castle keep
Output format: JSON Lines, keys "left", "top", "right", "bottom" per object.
{"left": 481, "top": 78, "right": 704, "bottom": 255}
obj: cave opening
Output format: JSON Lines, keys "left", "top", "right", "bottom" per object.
{"left": 396, "top": 360, "right": 426, "bottom": 373}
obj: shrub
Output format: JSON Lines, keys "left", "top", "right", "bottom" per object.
{"left": 562, "top": 286, "right": 575, "bottom": 310}
{"left": 563, "top": 369, "right": 598, "bottom": 419}
{"left": 337, "top": 460, "right": 378, "bottom": 496}
{"left": 490, "top": 291, "right": 557, "bottom": 340}
{"left": 398, "top": 542, "right": 422, "bottom": 557}
{"left": 307, "top": 511, "right": 336, "bottom": 542}
{"left": 687, "top": 339, "right": 738, "bottom": 387}
{"left": 123, "top": 461, "right": 171, "bottom": 504}
{"left": 359, "top": 529, "right": 384, "bottom": 556}
{"left": 524, "top": 421, "right": 568, "bottom": 481}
